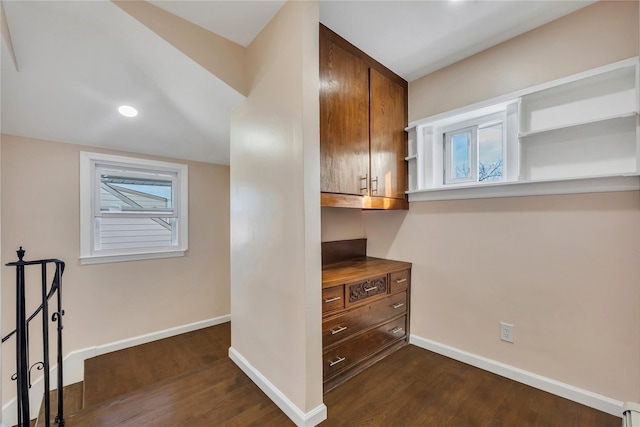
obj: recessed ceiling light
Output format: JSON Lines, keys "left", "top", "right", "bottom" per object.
{"left": 118, "top": 105, "right": 138, "bottom": 118}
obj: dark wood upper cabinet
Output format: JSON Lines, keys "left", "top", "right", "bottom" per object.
{"left": 369, "top": 68, "right": 407, "bottom": 199}
{"left": 319, "top": 32, "right": 370, "bottom": 196}
{"left": 319, "top": 24, "right": 408, "bottom": 210}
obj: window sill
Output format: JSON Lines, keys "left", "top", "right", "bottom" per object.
{"left": 80, "top": 250, "right": 186, "bottom": 265}
{"left": 406, "top": 174, "right": 640, "bottom": 202}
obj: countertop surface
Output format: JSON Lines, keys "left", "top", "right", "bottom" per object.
{"left": 322, "top": 256, "right": 412, "bottom": 289}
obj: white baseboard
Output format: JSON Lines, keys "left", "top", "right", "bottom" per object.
{"left": 2, "top": 314, "right": 230, "bottom": 427}
{"left": 410, "top": 334, "right": 623, "bottom": 417}
{"left": 228, "top": 347, "right": 327, "bottom": 427}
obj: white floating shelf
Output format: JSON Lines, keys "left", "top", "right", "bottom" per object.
{"left": 519, "top": 111, "right": 638, "bottom": 138}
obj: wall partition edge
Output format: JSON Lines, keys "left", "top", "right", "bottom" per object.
{"left": 410, "top": 334, "right": 623, "bottom": 417}
{"left": 228, "top": 347, "right": 327, "bottom": 427}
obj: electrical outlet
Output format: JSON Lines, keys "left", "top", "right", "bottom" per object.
{"left": 500, "top": 322, "right": 514, "bottom": 343}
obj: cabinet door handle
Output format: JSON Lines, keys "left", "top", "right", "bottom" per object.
{"left": 392, "top": 302, "right": 404, "bottom": 309}
{"left": 324, "top": 296, "right": 341, "bottom": 303}
{"left": 391, "top": 327, "right": 404, "bottom": 334}
{"left": 330, "top": 326, "right": 348, "bottom": 335}
{"left": 329, "top": 356, "right": 346, "bottom": 367}
{"left": 360, "top": 174, "right": 368, "bottom": 193}
{"left": 371, "top": 176, "right": 378, "bottom": 194}
{"left": 395, "top": 278, "right": 407, "bottom": 284}
{"left": 363, "top": 286, "right": 377, "bottom": 292}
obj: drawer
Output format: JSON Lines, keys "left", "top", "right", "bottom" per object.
{"left": 322, "top": 292, "right": 407, "bottom": 348}
{"left": 390, "top": 269, "right": 410, "bottom": 293}
{"left": 323, "top": 315, "right": 406, "bottom": 380}
{"left": 347, "top": 274, "right": 387, "bottom": 306}
{"left": 322, "top": 286, "right": 344, "bottom": 313}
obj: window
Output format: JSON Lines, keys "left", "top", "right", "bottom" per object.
{"left": 80, "top": 152, "right": 188, "bottom": 264}
{"left": 442, "top": 112, "right": 506, "bottom": 186}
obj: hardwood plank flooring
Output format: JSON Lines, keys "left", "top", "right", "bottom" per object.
{"left": 68, "top": 358, "right": 293, "bottom": 427}
{"left": 35, "top": 382, "right": 84, "bottom": 426}
{"left": 75, "top": 323, "right": 619, "bottom": 426}
{"left": 83, "top": 322, "right": 231, "bottom": 407}
{"left": 321, "top": 344, "right": 620, "bottom": 427}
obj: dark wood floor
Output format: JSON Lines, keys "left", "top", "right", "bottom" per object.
{"left": 321, "top": 345, "right": 618, "bottom": 427}
{"left": 58, "top": 323, "right": 618, "bottom": 426}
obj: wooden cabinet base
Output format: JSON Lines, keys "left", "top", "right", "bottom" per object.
{"left": 321, "top": 192, "right": 409, "bottom": 210}
{"left": 322, "top": 241, "right": 412, "bottom": 393}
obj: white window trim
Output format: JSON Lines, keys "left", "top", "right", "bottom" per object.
{"left": 80, "top": 151, "right": 188, "bottom": 265}
{"left": 444, "top": 126, "right": 476, "bottom": 184}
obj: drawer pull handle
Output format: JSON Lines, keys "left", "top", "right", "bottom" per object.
{"left": 330, "top": 326, "right": 348, "bottom": 335}
{"left": 396, "top": 278, "right": 407, "bottom": 284}
{"left": 363, "top": 286, "right": 378, "bottom": 292}
{"left": 329, "top": 356, "right": 346, "bottom": 367}
{"left": 391, "top": 327, "right": 404, "bottom": 334}
{"left": 392, "top": 302, "right": 404, "bottom": 309}
{"left": 324, "top": 296, "right": 341, "bottom": 303}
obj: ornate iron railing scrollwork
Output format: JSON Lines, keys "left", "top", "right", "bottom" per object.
{"left": 2, "top": 247, "right": 66, "bottom": 427}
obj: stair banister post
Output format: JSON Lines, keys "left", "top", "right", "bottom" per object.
{"left": 54, "top": 262, "right": 65, "bottom": 427}
{"left": 15, "top": 247, "right": 30, "bottom": 427}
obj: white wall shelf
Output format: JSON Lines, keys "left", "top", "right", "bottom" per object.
{"left": 518, "top": 111, "right": 638, "bottom": 138}
{"left": 407, "top": 174, "right": 640, "bottom": 202}
{"left": 405, "top": 57, "right": 640, "bottom": 201}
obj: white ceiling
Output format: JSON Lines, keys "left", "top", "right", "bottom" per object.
{"left": 1, "top": 0, "right": 594, "bottom": 165}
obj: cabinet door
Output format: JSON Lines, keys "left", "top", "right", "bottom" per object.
{"left": 320, "top": 35, "right": 370, "bottom": 196}
{"left": 369, "top": 68, "right": 407, "bottom": 199}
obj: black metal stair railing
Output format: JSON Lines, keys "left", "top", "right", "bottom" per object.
{"left": 1, "top": 247, "right": 66, "bottom": 427}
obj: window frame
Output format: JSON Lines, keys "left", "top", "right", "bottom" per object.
{"left": 439, "top": 110, "right": 508, "bottom": 187}
{"left": 80, "top": 152, "right": 188, "bottom": 265}
{"left": 444, "top": 126, "right": 477, "bottom": 184}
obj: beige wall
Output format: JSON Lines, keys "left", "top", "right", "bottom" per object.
{"left": 229, "top": 0, "right": 323, "bottom": 416}
{"left": 365, "top": 193, "right": 640, "bottom": 402}
{"left": 409, "top": 1, "right": 639, "bottom": 122}
{"left": 320, "top": 207, "right": 365, "bottom": 242}
{"left": 1, "top": 134, "right": 231, "bottom": 408}
{"left": 360, "top": 0, "right": 640, "bottom": 403}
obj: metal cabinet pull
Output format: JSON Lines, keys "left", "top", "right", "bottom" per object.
{"left": 360, "top": 174, "right": 368, "bottom": 193}
{"left": 329, "top": 356, "right": 346, "bottom": 367}
{"left": 324, "top": 296, "right": 341, "bottom": 303}
{"left": 330, "top": 326, "right": 348, "bottom": 335}
{"left": 391, "top": 327, "right": 404, "bottom": 334}
{"left": 371, "top": 176, "right": 378, "bottom": 194}
{"left": 392, "top": 302, "right": 404, "bottom": 309}
{"left": 395, "top": 278, "right": 407, "bottom": 284}
{"left": 363, "top": 286, "right": 377, "bottom": 292}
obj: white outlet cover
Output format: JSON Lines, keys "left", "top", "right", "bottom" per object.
{"left": 500, "top": 322, "right": 514, "bottom": 343}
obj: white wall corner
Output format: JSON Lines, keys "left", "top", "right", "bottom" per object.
{"left": 2, "top": 315, "right": 231, "bottom": 426}
{"left": 228, "top": 347, "right": 327, "bottom": 427}
{"left": 409, "top": 334, "right": 624, "bottom": 417}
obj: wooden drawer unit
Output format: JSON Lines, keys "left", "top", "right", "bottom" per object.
{"left": 346, "top": 274, "right": 387, "bottom": 306}
{"left": 323, "top": 315, "right": 407, "bottom": 380}
{"left": 321, "top": 244, "right": 411, "bottom": 393}
{"left": 322, "top": 285, "right": 344, "bottom": 314}
{"left": 390, "top": 269, "right": 410, "bottom": 293}
{"left": 322, "top": 291, "right": 407, "bottom": 348}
